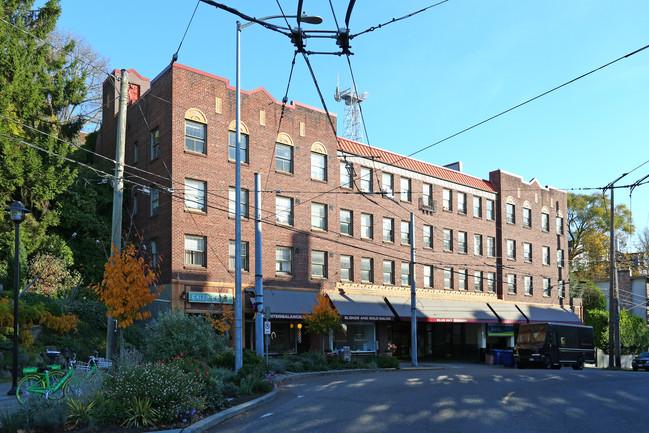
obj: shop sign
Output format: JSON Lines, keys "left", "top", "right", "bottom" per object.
{"left": 488, "top": 324, "right": 514, "bottom": 337}
{"left": 341, "top": 315, "right": 393, "bottom": 321}
{"left": 269, "top": 313, "right": 303, "bottom": 320}
{"left": 187, "top": 292, "right": 233, "bottom": 304}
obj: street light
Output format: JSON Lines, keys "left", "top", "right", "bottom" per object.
{"left": 6, "top": 201, "right": 29, "bottom": 396}
{"left": 234, "top": 14, "right": 322, "bottom": 371}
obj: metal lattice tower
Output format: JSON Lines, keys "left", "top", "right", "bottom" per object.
{"left": 335, "top": 86, "right": 368, "bottom": 142}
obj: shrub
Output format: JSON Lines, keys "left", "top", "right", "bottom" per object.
{"left": 375, "top": 354, "right": 400, "bottom": 368}
{"left": 210, "top": 367, "right": 238, "bottom": 384}
{"left": 103, "top": 361, "right": 206, "bottom": 422}
{"left": 18, "top": 397, "right": 67, "bottom": 431}
{"left": 204, "top": 377, "right": 229, "bottom": 411}
{"left": 267, "top": 357, "right": 287, "bottom": 374}
{"left": 122, "top": 397, "right": 160, "bottom": 428}
{"left": 66, "top": 398, "right": 96, "bottom": 426}
{"left": 115, "top": 347, "right": 144, "bottom": 373}
{"left": 143, "top": 311, "right": 227, "bottom": 365}
{"left": 221, "top": 381, "right": 239, "bottom": 398}
{"left": 214, "top": 348, "right": 234, "bottom": 369}
{"left": 168, "top": 354, "right": 210, "bottom": 384}
{"left": 237, "top": 363, "right": 266, "bottom": 381}
{"left": 0, "top": 407, "right": 25, "bottom": 433}
{"left": 243, "top": 348, "right": 264, "bottom": 365}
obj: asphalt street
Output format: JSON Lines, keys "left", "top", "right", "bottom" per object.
{"left": 211, "top": 363, "right": 649, "bottom": 433}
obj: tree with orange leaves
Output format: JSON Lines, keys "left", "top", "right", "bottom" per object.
{"left": 94, "top": 243, "right": 162, "bottom": 353}
{"left": 303, "top": 291, "right": 340, "bottom": 352}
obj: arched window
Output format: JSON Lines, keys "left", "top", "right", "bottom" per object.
{"left": 275, "top": 132, "right": 294, "bottom": 174}
{"left": 310, "top": 141, "right": 327, "bottom": 181}
{"left": 228, "top": 120, "right": 250, "bottom": 163}
{"left": 185, "top": 109, "right": 207, "bottom": 154}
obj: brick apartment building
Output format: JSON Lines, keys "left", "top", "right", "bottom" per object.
{"left": 97, "top": 64, "right": 581, "bottom": 360}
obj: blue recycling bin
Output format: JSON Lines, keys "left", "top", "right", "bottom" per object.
{"left": 501, "top": 350, "right": 514, "bottom": 367}
{"left": 492, "top": 349, "right": 502, "bottom": 365}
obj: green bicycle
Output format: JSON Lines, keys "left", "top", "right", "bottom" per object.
{"left": 16, "top": 350, "right": 112, "bottom": 404}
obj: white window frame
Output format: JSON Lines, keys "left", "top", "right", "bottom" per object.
{"left": 473, "top": 197, "right": 482, "bottom": 218}
{"left": 383, "top": 260, "right": 394, "bottom": 285}
{"left": 382, "top": 172, "right": 394, "bottom": 197}
{"left": 341, "top": 255, "right": 353, "bottom": 281}
{"left": 340, "top": 209, "right": 353, "bottom": 236}
{"left": 340, "top": 162, "right": 352, "bottom": 188}
{"left": 185, "top": 120, "right": 206, "bottom": 154}
{"left": 361, "top": 257, "right": 374, "bottom": 283}
{"left": 458, "top": 192, "right": 467, "bottom": 215}
{"left": 443, "top": 188, "right": 452, "bottom": 211}
{"left": 474, "top": 234, "right": 483, "bottom": 256}
{"left": 400, "top": 177, "right": 411, "bottom": 202}
{"left": 229, "top": 240, "right": 249, "bottom": 272}
{"left": 184, "top": 235, "right": 206, "bottom": 267}
{"left": 361, "top": 213, "right": 373, "bottom": 239}
{"left": 229, "top": 187, "right": 249, "bottom": 219}
{"left": 360, "top": 167, "right": 372, "bottom": 192}
{"left": 401, "top": 220, "right": 411, "bottom": 245}
{"left": 229, "top": 130, "right": 249, "bottom": 163}
{"left": 185, "top": 178, "right": 206, "bottom": 212}
{"left": 311, "top": 202, "right": 328, "bottom": 231}
{"left": 311, "top": 152, "right": 327, "bottom": 181}
{"left": 275, "top": 142, "right": 293, "bottom": 173}
{"left": 276, "top": 246, "right": 293, "bottom": 275}
{"left": 383, "top": 217, "right": 394, "bottom": 242}
{"left": 275, "top": 196, "right": 293, "bottom": 225}
{"left": 311, "top": 250, "right": 328, "bottom": 279}
{"left": 423, "top": 225, "right": 433, "bottom": 249}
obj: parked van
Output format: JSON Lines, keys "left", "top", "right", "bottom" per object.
{"left": 514, "top": 322, "right": 595, "bottom": 370}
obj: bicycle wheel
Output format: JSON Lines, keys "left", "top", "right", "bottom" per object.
{"left": 46, "top": 370, "right": 67, "bottom": 400}
{"left": 64, "top": 370, "right": 105, "bottom": 399}
{"left": 17, "top": 374, "right": 45, "bottom": 405}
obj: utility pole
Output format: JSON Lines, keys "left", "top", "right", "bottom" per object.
{"left": 254, "top": 173, "right": 264, "bottom": 356}
{"left": 410, "top": 212, "right": 418, "bottom": 366}
{"left": 608, "top": 184, "right": 622, "bottom": 368}
{"left": 107, "top": 69, "right": 128, "bottom": 360}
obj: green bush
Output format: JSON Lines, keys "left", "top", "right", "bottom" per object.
{"left": 124, "top": 324, "right": 145, "bottom": 350}
{"left": 287, "top": 360, "right": 305, "bottom": 372}
{"left": 0, "top": 407, "right": 26, "bottom": 433}
{"left": 142, "top": 311, "right": 227, "bottom": 365}
{"left": 103, "top": 361, "right": 206, "bottom": 422}
{"left": 221, "top": 381, "right": 240, "bottom": 398}
{"left": 243, "top": 348, "right": 264, "bottom": 365}
{"left": 17, "top": 397, "right": 67, "bottom": 431}
{"left": 326, "top": 355, "right": 352, "bottom": 370}
{"left": 214, "top": 348, "right": 234, "bottom": 369}
{"left": 210, "top": 367, "right": 238, "bottom": 384}
{"left": 237, "top": 363, "right": 266, "bottom": 381}
{"left": 375, "top": 354, "right": 400, "bottom": 368}
{"left": 21, "top": 293, "right": 63, "bottom": 317}
{"left": 267, "top": 357, "right": 287, "bottom": 374}
{"left": 204, "top": 377, "right": 229, "bottom": 411}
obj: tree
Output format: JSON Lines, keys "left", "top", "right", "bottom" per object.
{"left": 568, "top": 192, "right": 634, "bottom": 281}
{"left": 28, "top": 253, "right": 80, "bottom": 298}
{"left": 303, "top": 291, "right": 340, "bottom": 352}
{"left": 94, "top": 244, "right": 162, "bottom": 355}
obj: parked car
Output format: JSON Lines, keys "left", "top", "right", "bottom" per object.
{"left": 632, "top": 352, "right": 649, "bottom": 371}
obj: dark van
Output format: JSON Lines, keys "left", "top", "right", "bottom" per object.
{"left": 514, "top": 322, "right": 595, "bottom": 370}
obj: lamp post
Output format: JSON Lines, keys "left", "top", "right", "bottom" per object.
{"left": 234, "top": 14, "right": 322, "bottom": 371}
{"left": 6, "top": 201, "right": 29, "bottom": 396}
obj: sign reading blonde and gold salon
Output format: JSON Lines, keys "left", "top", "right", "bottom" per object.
{"left": 187, "top": 292, "right": 233, "bottom": 304}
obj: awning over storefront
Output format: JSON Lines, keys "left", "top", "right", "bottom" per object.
{"left": 487, "top": 303, "right": 527, "bottom": 323}
{"left": 328, "top": 293, "right": 394, "bottom": 321}
{"left": 516, "top": 304, "right": 581, "bottom": 324}
{"left": 263, "top": 289, "right": 318, "bottom": 320}
{"left": 386, "top": 298, "right": 499, "bottom": 323}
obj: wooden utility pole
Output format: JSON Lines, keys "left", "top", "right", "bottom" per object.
{"left": 107, "top": 69, "right": 128, "bottom": 360}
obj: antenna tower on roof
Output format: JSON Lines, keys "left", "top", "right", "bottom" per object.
{"left": 335, "top": 77, "right": 368, "bottom": 143}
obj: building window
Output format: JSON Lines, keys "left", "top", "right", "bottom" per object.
{"left": 150, "top": 239, "right": 158, "bottom": 268}
{"left": 486, "top": 199, "right": 495, "bottom": 220}
{"left": 275, "top": 196, "right": 293, "bottom": 225}
{"left": 401, "top": 220, "right": 411, "bottom": 245}
{"left": 506, "top": 203, "right": 515, "bottom": 224}
{"left": 361, "top": 213, "right": 373, "bottom": 239}
{"left": 423, "top": 183, "right": 433, "bottom": 207}
{"left": 473, "top": 197, "right": 482, "bottom": 218}
{"left": 229, "top": 131, "right": 249, "bottom": 163}
{"left": 458, "top": 269, "right": 467, "bottom": 290}
{"left": 558, "top": 280, "right": 565, "bottom": 298}
{"left": 443, "top": 188, "right": 452, "bottom": 211}
{"left": 311, "top": 203, "right": 328, "bottom": 231}
{"left": 275, "top": 143, "right": 293, "bottom": 173}
{"left": 487, "top": 272, "right": 495, "bottom": 293}
{"left": 400, "top": 177, "right": 411, "bottom": 202}
{"left": 458, "top": 192, "right": 467, "bottom": 215}
{"left": 383, "top": 260, "right": 394, "bottom": 285}
{"left": 506, "top": 239, "right": 516, "bottom": 260}
{"left": 401, "top": 262, "right": 411, "bottom": 286}
{"left": 557, "top": 249, "right": 564, "bottom": 268}
{"left": 229, "top": 240, "right": 249, "bottom": 272}
{"left": 382, "top": 173, "right": 393, "bottom": 197}
{"left": 524, "top": 276, "right": 533, "bottom": 295}
{"left": 542, "top": 213, "right": 549, "bottom": 232}
{"left": 185, "top": 179, "right": 206, "bottom": 212}
{"left": 185, "top": 120, "right": 206, "bottom": 154}
{"left": 361, "top": 258, "right": 374, "bottom": 283}
{"left": 543, "top": 278, "right": 551, "bottom": 297}
{"left": 150, "top": 127, "right": 159, "bottom": 160}
{"left": 523, "top": 207, "right": 532, "bottom": 228}
{"left": 443, "top": 229, "right": 453, "bottom": 251}
{"left": 360, "top": 167, "right": 372, "bottom": 192}
{"left": 487, "top": 236, "right": 495, "bottom": 257}
{"left": 311, "top": 152, "right": 327, "bottom": 181}
{"left": 424, "top": 265, "right": 433, "bottom": 288}
{"left": 556, "top": 216, "right": 564, "bottom": 235}
{"left": 474, "top": 234, "right": 483, "bottom": 256}
{"left": 523, "top": 242, "right": 532, "bottom": 262}
{"left": 542, "top": 246, "right": 550, "bottom": 265}
{"left": 383, "top": 217, "right": 394, "bottom": 242}
{"left": 507, "top": 274, "right": 517, "bottom": 294}
{"left": 474, "top": 271, "right": 483, "bottom": 292}
{"left": 229, "top": 187, "right": 249, "bottom": 219}
{"left": 150, "top": 188, "right": 159, "bottom": 217}
{"left": 341, "top": 255, "right": 353, "bottom": 281}
{"left": 340, "top": 162, "right": 353, "bottom": 188}
{"left": 340, "top": 209, "right": 353, "bottom": 236}
{"left": 276, "top": 246, "right": 293, "bottom": 275}
{"left": 444, "top": 268, "right": 453, "bottom": 289}
{"left": 458, "top": 231, "right": 467, "bottom": 254}
{"left": 184, "top": 235, "right": 206, "bottom": 267}
{"left": 311, "top": 250, "right": 328, "bottom": 279}
{"left": 423, "top": 225, "right": 433, "bottom": 249}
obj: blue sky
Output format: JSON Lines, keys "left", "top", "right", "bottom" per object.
{"left": 55, "top": 0, "right": 649, "bottom": 245}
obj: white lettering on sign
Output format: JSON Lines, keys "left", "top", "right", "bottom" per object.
{"left": 264, "top": 321, "right": 271, "bottom": 335}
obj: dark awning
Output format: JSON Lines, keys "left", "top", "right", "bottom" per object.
{"left": 487, "top": 303, "right": 527, "bottom": 323}
{"left": 386, "top": 297, "right": 499, "bottom": 323}
{"left": 516, "top": 304, "right": 581, "bottom": 324}
{"left": 328, "top": 293, "right": 394, "bottom": 321}
{"left": 262, "top": 289, "right": 318, "bottom": 320}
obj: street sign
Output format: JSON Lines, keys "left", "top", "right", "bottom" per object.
{"left": 264, "top": 321, "right": 271, "bottom": 335}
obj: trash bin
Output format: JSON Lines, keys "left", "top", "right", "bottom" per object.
{"left": 492, "top": 349, "right": 502, "bottom": 365}
{"left": 501, "top": 350, "right": 514, "bottom": 367}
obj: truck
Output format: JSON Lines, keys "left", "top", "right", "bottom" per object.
{"left": 514, "top": 322, "right": 595, "bottom": 370}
